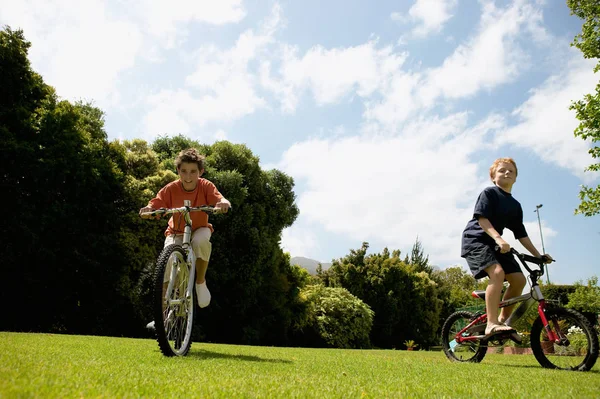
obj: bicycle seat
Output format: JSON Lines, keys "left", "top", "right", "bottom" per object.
{"left": 471, "top": 290, "right": 486, "bottom": 300}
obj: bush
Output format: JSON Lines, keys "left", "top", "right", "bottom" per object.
{"left": 567, "top": 276, "right": 600, "bottom": 314}
{"left": 542, "top": 284, "right": 577, "bottom": 306}
{"left": 296, "top": 285, "right": 374, "bottom": 349}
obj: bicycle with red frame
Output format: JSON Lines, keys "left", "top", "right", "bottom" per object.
{"left": 441, "top": 248, "right": 599, "bottom": 371}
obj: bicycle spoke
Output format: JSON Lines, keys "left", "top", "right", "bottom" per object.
{"left": 531, "top": 307, "right": 598, "bottom": 371}
{"left": 442, "top": 311, "right": 487, "bottom": 363}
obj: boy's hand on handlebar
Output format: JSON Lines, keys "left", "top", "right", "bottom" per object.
{"left": 139, "top": 207, "right": 161, "bottom": 219}
{"left": 214, "top": 199, "right": 231, "bottom": 214}
{"left": 494, "top": 237, "right": 511, "bottom": 253}
{"left": 540, "top": 254, "right": 554, "bottom": 264}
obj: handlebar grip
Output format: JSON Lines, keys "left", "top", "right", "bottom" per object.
{"left": 521, "top": 253, "right": 544, "bottom": 265}
{"left": 494, "top": 246, "right": 548, "bottom": 265}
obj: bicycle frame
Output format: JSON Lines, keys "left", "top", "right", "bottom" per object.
{"left": 142, "top": 201, "right": 218, "bottom": 356}
{"left": 453, "top": 250, "right": 560, "bottom": 344}
{"left": 162, "top": 200, "right": 208, "bottom": 316}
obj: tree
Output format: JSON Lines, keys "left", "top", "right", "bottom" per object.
{"left": 321, "top": 243, "right": 443, "bottom": 348}
{"left": 567, "top": 276, "right": 600, "bottom": 314}
{"left": 0, "top": 27, "right": 192, "bottom": 337}
{"left": 568, "top": 0, "right": 600, "bottom": 216}
{"left": 408, "top": 236, "right": 432, "bottom": 274}
{"left": 0, "top": 26, "right": 150, "bottom": 334}
{"left": 297, "top": 285, "right": 374, "bottom": 349}
{"left": 431, "top": 266, "right": 478, "bottom": 322}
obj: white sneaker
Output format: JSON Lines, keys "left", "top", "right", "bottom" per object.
{"left": 195, "top": 281, "right": 211, "bottom": 308}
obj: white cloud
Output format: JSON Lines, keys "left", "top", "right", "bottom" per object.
{"left": 366, "top": 1, "right": 551, "bottom": 127}
{"left": 131, "top": 0, "right": 246, "bottom": 48}
{"left": 363, "top": 72, "right": 422, "bottom": 128}
{"left": 141, "top": 4, "right": 283, "bottom": 139}
{"left": 281, "top": 225, "right": 319, "bottom": 259}
{"left": 417, "top": 0, "right": 545, "bottom": 105}
{"left": 142, "top": 80, "right": 265, "bottom": 137}
{"left": 408, "top": 0, "right": 458, "bottom": 38}
{"left": 278, "top": 113, "right": 504, "bottom": 263}
{"left": 499, "top": 54, "right": 600, "bottom": 181}
{"left": 0, "top": 0, "right": 247, "bottom": 107}
{"left": 264, "top": 42, "right": 408, "bottom": 113}
{"left": 214, "top": 129, "right": 228, "bottom": 141}
{"left": 391, "top": 0, "right": 457, "bottom": 38}
{"left": 504, "top": 221, "right": 557, "bottom": 255}
{"left": 0, "top": 0, "right": 143, "bottom": 107}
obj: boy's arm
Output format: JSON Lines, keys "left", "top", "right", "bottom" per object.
{"left": 214, "top": 197, "right": 231, "bottom": 213}
{"left": 517, "top": 236, "right": 553, "bottom": 262}
{"left": 139, "top": 186, "right": 170, "bottom": 218}
{"left": 477, "top": 216, "right": 510, "bottom": 253}
{"left": 202, "top": 179, "right": 231, "bottom": 213}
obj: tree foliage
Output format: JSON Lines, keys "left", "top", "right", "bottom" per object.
{"left": 567, "top": 276, "right": 600, "bottom": 314}
{"left": 297, "top": 285, "right": 373, "bottom": 348}
{"left": 407, "top": 236, "right": 432, "bottom": 274}
{"left": 0, "top": 27, "right": 304, "bottom": 345}
{"left": 568, "top": 0, "right": 600, "bottom": 216}
{"left": 431, "top": 266, "right": 478, "bottom": 326}
{"left": 0, "top": 27, "right": 141, "bottom": 334}
{"left": 319, "top": 242, "right": 443, "bottom": 348}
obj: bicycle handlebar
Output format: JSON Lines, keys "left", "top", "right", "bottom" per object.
{"left": 495, "top": 246, "right": 554, "bottom": 277}
{"left": 140, "top": 205, "right": 219, "bottom": 218}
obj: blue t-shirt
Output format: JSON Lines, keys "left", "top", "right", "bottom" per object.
{"left": 461, "top": 185, "right": 528, "bottom": 256}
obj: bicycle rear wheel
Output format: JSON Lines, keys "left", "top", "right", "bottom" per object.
{"left": 441, "top": 311, "right": 487, "bottom": 363}
{"left": 153, "top": 244, "right": 195, "bottom": 356}
{"left": 530, "top": 307, "right": 598, "bottom": 371}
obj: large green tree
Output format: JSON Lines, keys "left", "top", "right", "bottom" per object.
{"left": 0, "top": 27, "right": 145, "bottom": 335}
{"left": 321, "top": 243, "right": 443, "bottom": 348}
{"left": 568, "top": 0, "right": 600, "bottom": 216}
{"left": 1, "top": 26, "right": 310, "bottom": 345}
{"left": 431, "top": 266, "right": 478, "bottom": 324}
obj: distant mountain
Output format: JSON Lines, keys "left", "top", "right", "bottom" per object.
{"left": 291, "top": 256, "right": 332, "bottom": 275}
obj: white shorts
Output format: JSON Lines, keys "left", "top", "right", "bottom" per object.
{"left": 164, "top": 227, "right": 212, "bottom": 262}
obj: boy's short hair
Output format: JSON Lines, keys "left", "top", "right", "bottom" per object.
{"left": 489, "top": 157, "right": 518, "bottom": 181}
{"left": 175, "top": 148, "right": 205, "bottom": 171}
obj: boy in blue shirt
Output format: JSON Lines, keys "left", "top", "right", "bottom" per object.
{"left": 461, "top": 158, "right": 552, "bottom": 338}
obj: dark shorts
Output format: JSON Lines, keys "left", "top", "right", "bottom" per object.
{"left": 463, "top": 245, "right": 522, "bottom": 280}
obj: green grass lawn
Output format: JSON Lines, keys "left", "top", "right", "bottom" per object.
{"left": 1, "top": 332, "right": 598, "bottom": 398}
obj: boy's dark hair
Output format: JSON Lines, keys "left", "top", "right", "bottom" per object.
{"left": 175, "top": 148, "right": 205, "bottom": 171}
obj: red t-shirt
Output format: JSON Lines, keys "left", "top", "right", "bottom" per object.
{"left": 148, "top": 179, "right": 223, "bottom": 236}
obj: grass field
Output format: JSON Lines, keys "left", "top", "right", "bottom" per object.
{"left": 1, "top": 332, "right": 599, "bottom": 398}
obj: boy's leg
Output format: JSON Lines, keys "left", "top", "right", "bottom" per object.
{"left": 190, "top": 228, "right": 212, "bottom": 307}
{"left": 484, "top": 263, "right": 513, "bottom": 335}
{"left": 190, "top": 228, "right": 212, "bottom": 283}
{"left": 499, "top": 272, "right": 526, "bottom": 323}
{"left": 195, "top": 259, "right": 209, "bottom": 284}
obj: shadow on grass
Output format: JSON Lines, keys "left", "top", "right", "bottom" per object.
{"left": 494, "top": 362, "right": 600, "bottom": 373}
{"left": 189, "top": 349, "right": 293, "bottom": 364}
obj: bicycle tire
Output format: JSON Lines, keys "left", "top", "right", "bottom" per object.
{"left": 153, "top": 244, "right": 195, "bottom": 356}
{"left": 441, "top": 311, "right": 487, "bottom": 363}
{"left": 530, "top": 307, "right": 598, "bottom": 371}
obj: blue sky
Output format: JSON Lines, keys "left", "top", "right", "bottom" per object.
{"left": 2, "top": 0, "right": 598, "bottom": 285}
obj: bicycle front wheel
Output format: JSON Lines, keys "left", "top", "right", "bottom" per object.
{"left": 441, "top": 311, "right": 487, "bottom": 363}
{"left": 530, "top": 307, "right": 598, "bottom": 371}
{"left": 153, "top": 244, "right": 195, "bottom": 356}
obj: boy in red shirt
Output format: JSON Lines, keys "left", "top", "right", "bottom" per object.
{"left": 140, "top": 148, "right": 231, "bottom": 309}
